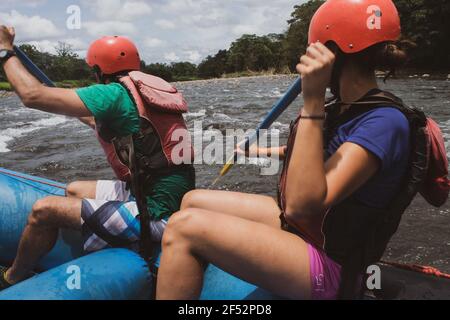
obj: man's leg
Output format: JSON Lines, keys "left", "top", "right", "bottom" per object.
{"left": 5, "top": 196, "right": 82, "bottom": 285}
{"left": 66, "top": 181, "right": 97, "bottom": 199}
{"left": 67, "top": 180, "right": 130, "bottom": 202}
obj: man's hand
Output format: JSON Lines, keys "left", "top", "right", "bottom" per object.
{"left": 0, "top": 26, "right": 15, "bottom": 51}
{"left": 0, "top": 24, "right": 92, "bottom": 118}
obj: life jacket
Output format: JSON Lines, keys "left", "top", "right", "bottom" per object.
{"left": 96, "top": 71, "right": 194, "bottom": 183}
{"left": 278, "top": 89, "right": 449, "bottom": 298}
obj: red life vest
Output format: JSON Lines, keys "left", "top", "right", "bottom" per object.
{"left": 96, "top": 71, "right": 194, "bottom": 182}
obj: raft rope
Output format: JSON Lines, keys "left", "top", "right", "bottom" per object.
{"left": 381, "top": 260, "right": 450, "bottom": 280}
{"left": 0, "top": 168, "right": 66, "bottom": 194}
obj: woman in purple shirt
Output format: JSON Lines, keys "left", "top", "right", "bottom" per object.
{"left": 156, "top": 0, "right": 412, "bottom": 300}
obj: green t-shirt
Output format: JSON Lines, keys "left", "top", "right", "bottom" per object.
{"left": 76, "top": 83, "right": 195, "bottom": 220}
{"left": 76, "top": 83, "right": 140, "bottom": 137}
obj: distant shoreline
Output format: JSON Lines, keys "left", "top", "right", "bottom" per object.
{"left": 1, "top": 71, "right": 449, "bottom": 93}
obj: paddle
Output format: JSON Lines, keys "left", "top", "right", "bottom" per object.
{"left": 13, "top": 45, "right": 56, "bottom": 87}
{"left": 212, "top": 77, "right": 303, "bottom": 186}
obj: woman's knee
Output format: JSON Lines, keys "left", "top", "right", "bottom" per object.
{"left": 28, "top": 197, "right": 59, "bottom": 226}
{"left": 163, "top": 209, "right": 207, "bottom": 248}
{"left": 180, "top": 190, "right": 208, "bottom": 210}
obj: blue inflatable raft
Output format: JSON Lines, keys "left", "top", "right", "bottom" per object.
{"left": 0, "top": 168, "right": 448, "bottom": 300}
{"left": 0, "top": 168, "right": 277, "bottom": 300}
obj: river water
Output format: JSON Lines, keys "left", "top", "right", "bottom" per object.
{"left": 0, "top": 76, "right": 449, "bottom": 272}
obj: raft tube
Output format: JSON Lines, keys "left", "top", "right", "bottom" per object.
{"left": 0, "top": 168, "right": 278, "bottom": 300}
{"left": 0, "top": 168, "right": 83, "bottom": 270}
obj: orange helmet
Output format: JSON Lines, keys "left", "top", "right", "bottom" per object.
{"left": 308, "top": 0, "right": 401, "bottom": 53}
{"left": 86, "top": 36, "right": 141, "bottom": 75}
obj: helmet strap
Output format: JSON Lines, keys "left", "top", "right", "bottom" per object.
{"left": 92, "top": 65, "right": 131, "bottom": 84}
{"left": 330, "top": 50, "right": 345, "bottom": 98}
{"left": 93, "top": 65, "right": 109, "bottom": 84}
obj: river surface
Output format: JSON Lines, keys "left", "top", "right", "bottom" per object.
{"left": 0, "top": 76, "right": 449, "bottom": 272}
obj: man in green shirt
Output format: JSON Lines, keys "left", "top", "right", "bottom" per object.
{"left": 0, "top": 27, "right": 195, "bottom": 290}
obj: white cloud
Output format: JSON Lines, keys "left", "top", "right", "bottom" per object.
{"left": 22, "top": 40, "right": 58, "bottom": 54}
{"left": 83, "top": 0, "right": 152, "bottom": 21}
{"left": 144, "top": 37, "right": 166, "bottom": 48}
{"left": 83, "top": 21, "right": 137, "bottom": 37}
{"left": 184, "top": 50, "right": 202, "bottom": 63}
{"left": 121, "top": 1, "right": 152, "bottom": 19}
{"left": 154, "top": 19, "right": 176, "bottom": 30}
{"left": 23, "top": 38, "right": 87, "bottom": 55}
{"left": 0, "top": 0, "right": 306, "bottom": 63}
{"left": 0, "top": 0, "right": 47, "bottom": 8}
{"left": 147, "top": 0, "right": 304, "bottom": 61}
{"left": 164, "top": 52, "right": 180, "bottom": 62}
{"left": 0, "top": 10, "right": 62, "bottom": 41}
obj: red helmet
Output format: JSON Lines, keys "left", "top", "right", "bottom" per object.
{"left": 86, "top": 36, "right": 141, "bottom": 75}
{"left": 308, "top": 0, "right": 401, "bottom": 53}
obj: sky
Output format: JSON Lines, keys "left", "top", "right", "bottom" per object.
{"left": 0, "top": 0, "right": 305, "bottom": 64}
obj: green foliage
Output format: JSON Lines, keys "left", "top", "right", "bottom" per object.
{"left": 142, "top": 62, "right": 198, "bottom": 82}
{"left": 198, "top": 50, "right": 229, "bottom": 78}
{"left": 170, "top": 62, "right": 198, "bottom": 80}
{"left": 0, "top": 82, "right": 11, "bottom": 91}
{"left": 394, "top": 0, "right": 450, "bottom": 69}
{"left": 11, "top": 43, "right": 94, "bottom": 82}
{"left": 142, "top": 63, "right": 174, "bottom": 82}
{"left": 226, "top": 34, "right": 283, "bottom": 72}
{"left": 283, "top": 0, "right": 325, "bottom": 71}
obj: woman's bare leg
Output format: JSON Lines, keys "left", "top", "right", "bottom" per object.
{"left": 181, "top": 190, "right": 281, "bottom": 228}
{"left": 66, "top": 181, "right": 97, "bottom": 199}
{"left": 157, "top": 208, "right": 311, "bottom": 300}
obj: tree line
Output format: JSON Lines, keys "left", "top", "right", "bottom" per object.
{"left": 0, "top": 42, "right": 199, "bottom": 84}
{"left": 1, "top": 0, "right": 449, "bottom": 85}
{"left": 198, "top": 0, "right": 450, "bottom": 77}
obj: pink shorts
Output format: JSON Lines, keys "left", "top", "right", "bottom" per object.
{"left": 307, "top": 244, "right": 342, "bottom": 300}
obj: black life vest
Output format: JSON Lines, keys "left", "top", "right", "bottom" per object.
{"left": 278, "top": 89, "right": 430, "bottom": 298}
{"left": 95, "top": 72, "right": 194, "bottom": 263}
{"left": 96, "top": 71, "right": 194, "bottom": 184}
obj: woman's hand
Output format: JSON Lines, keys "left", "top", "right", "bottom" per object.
{"left": 235, "top": 143, "right": 287, "bottom": 160}
{"left": 235, "top": 141, "right": 260, "bottom": 158}
{"left": 296, "top": 42, "right": 335, "bottom": 113}
{"left": 0, "top": 26, "right": 15, "bottom": 51}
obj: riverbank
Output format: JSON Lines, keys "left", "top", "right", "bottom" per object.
{"left": 1, "top": 71, "right": 448, "bottom": 93}
{"left": 0, "top": 80, "right": 96, "bottom": 92}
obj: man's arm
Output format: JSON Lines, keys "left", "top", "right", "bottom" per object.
{"left": 0, "top": 26, "right": 92, "bottom": 118}
{"left": 78, "top": 117, "right": 96, "bottom": 130}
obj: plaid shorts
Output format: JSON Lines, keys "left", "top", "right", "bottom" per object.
{"left": 81, "top": 181, "right": 166, "bottom": 253}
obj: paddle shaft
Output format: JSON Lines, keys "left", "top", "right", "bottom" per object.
{"left": 215, "top": 77, "right": 302, "bottom": 183}
{"left": 241, "top": 77, "right": 302, "bottom": 152}
{"left": 235, "top": 77, "right": 302, "bottom": 158}
{"left": 13, "top": 45, "right": 56, "bottom": 87}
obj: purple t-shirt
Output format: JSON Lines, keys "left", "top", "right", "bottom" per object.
{"left": 326, "top": 107, "right": 410, "bottom": 208}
